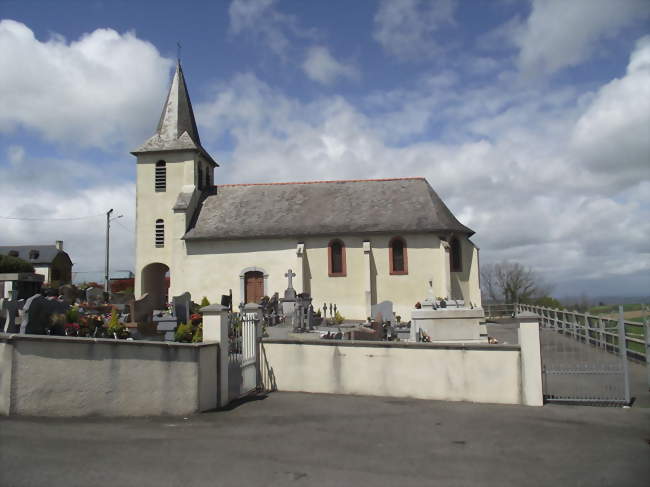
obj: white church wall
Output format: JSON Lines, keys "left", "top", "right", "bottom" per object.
{"left": 171, "top": 233, "right": 478, "bottom": 320}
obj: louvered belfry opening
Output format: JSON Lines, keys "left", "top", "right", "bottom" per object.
{"left": 155, "top": 219, "right": 165, "bottom": 247}
{"left": 155, "top": 161, "right": 166, "bottom": 192}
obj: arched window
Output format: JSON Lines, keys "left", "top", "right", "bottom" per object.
{"left": 197, "top": 166, "right": 203, "bottom": 190}
{"left": 155, "top": 161, "right": 166, "bottom": 192}
{"left": 450, "top": 236, "right": 462, "bottom": 272}
{"left": 155, "top": 219, "right": 165, "bottom": 248}
{"left": 389, "top": 237, "right": 408, "bottom": 275}
{"left": 328, "top": 239, "right": 346, "bottom": 277}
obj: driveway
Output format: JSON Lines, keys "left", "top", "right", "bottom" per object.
{"left": 1, "top": 392, "right": 648, "bottom": 487}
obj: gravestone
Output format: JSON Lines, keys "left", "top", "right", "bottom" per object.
{"left": 60, "top": 284, "right": 78, "bottom": 305}
{"left": 1, "top": 293, "right": 20, "bottom": 333}
{"left": 172, "top": 292, "right": 192, "bottom": 326}
{"left": 281, "top": 269, "right": 298, "bottom": 321}
{"left": 131, "top": 293, "right": 153, "bottom": 324}
{"left": 21, "top": 294, "right": 68, "bottom": 335}
{"left": 86, "top": 287, "right": 104, "bottom": 305}
{"left": 371, "top": 300, "right": 395, "bottom": 325}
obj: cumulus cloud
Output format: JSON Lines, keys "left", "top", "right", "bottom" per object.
{"left": 302, "top": 46, "right": 359, "bottom": 85}
{"left": 373, "top": 0, "right": 456, "bottom": 60}
{"left": 515, "top": 0, "right": 650, "bottom": 77}
{"left": 571, "top": 36, "right": 650, "bottom": 188}
{"left": 0, "top": 20, "right": 172, "bottom": 149}
{"left": 196, "top": 38, "right": 649, "bottom": 292}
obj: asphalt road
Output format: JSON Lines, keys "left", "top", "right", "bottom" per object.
{"left": 1, "top": 392, "right": 648, "bottom": 487}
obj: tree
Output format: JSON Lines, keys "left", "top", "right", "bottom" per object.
{"left": 0, "top": 254, "right": 35, "bottom": 273}
{"left": 481, "top": 261, "right": 550, "bottom": 304}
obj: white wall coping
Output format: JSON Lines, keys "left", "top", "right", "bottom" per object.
{"left": 0, "top": 332, "right": 218, "bottom": 349}
{"left": 262, "top": 338, "right": 519, "bottom": 352}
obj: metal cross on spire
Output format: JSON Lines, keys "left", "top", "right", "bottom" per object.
{"left": 177, "top": 41, "right": 182, "bottom": 63}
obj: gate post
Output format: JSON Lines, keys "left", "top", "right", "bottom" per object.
{"left": 518, "top": 312, "right": 543, "bottom": 406}
{"left": 201, "top": 304, "right": 230, "bottom": 408}
{"left": 617, "top": 306, "right": 631, "bottom": 405}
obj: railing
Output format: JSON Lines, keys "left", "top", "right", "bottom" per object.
{"left": 484, "top": 303, "right": 517, "bottom": 320}
{"left": 517, "top": 304, "right": 648, "bottom": 363}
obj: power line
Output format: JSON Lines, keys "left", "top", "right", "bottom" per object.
{"left": 0, "top": 213, "right": 105, "bottom": 221}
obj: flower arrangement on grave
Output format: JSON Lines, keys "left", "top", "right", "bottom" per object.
{"left": 333, "top": 311, "right": 345, "bottom": 325}
{"left": 191, "top": 323, "right": 203, "bottom": 343}
{"left": 106, "top": 308, "right": 128, "bottom": 339}
{"left": 190, "top": 313, "right": 202, "bottom": 326}
{"left": 174, "top": 322, "right": 194, "bottom": 343}
{"left": 200, "top": 296, "right": 210, "bottom": 307}
{"left": 65, "top": 306, "right": 80, "bottom": 324}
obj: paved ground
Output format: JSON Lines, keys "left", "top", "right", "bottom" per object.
{"left": 1, "top": 392, "right": 649, "bottom": 487}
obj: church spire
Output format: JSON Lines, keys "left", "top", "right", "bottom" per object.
{"left": 132, "top": 61, "right": 216, "bottom": 165}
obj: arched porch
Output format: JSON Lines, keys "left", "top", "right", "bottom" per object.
{"left": 141, "top": 262, "right": 170, "bottom": 309}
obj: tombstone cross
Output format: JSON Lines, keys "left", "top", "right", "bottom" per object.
{"left": 285, "top": 269, "right": 296, "bottom": 290}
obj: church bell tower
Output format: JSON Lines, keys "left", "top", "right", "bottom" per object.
{"left": 131, "top": 61, "right": 218, "bottom": 305}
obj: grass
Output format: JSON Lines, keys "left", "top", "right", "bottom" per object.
{"left": 588, "top": 303, "right": 646, "bottom": 314}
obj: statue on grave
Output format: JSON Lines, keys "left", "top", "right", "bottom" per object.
{"left": 423, "top": 277, "right": 437, "bottom": 308}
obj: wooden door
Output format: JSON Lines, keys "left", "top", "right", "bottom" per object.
{"left": 244, "top": 271, "right": 264, "bottom": 303}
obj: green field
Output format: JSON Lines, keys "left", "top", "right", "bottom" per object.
{"left": 588, "top": 303, "right": 646, "bottom": 314}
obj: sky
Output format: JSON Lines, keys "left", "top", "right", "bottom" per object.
{"left": 0, "top": 0, "right": 648, "bottom": 298}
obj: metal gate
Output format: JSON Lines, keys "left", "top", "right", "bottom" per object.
{"left": 539, "top": 313, "right": 630, "bottom": 405}
{"left": 228, "top": 306, "right": 260, "bottom": 401}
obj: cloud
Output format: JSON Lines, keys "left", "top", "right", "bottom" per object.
{"left": 571, "top": 36, "right": 650, "bottom": 188}
{"left": 515, "top": 0, "right": 650, "bottom": 77}
{"left": 196, "top": 38, "right": 649, "bottom": 292}
{"left": 302, "top": 46, "right": 359, "bottom": 85}
{"left": 0, "top": 147, "right": 135, "bottom": 283}
{"left": 229, "top": 0, "right": 315, "bottom": 58}
{"left": 0, "top": 20, "right": 172, "bottom": 149}
{"left": 373, "top": 0, "right": 456, "bottom": 60}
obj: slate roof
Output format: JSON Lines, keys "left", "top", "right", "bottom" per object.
{"left": 183, "top": 177, "right": 473, "bottom": 241}
{"left": 0, "top": 245, "right": 68, "bottom": 265}
{"left": 132, "top": 61, "right": 217, "bottom": 166}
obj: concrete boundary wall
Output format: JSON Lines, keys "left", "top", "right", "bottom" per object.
{"left": 261, "top": 339, "right": 527, "bottom": 405}
{"left": 0, "top": 334, "right": 220, "bottom": 417}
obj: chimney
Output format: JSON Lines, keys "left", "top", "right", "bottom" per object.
{"left": 55, "top": 240, "right": 63, "bottom": 251}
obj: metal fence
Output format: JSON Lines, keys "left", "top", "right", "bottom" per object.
{"left": 517, "top": 304, "right": 647, "bottom": 363}
{"left": 484, "top": 303, "right": 518, "bottom": 320}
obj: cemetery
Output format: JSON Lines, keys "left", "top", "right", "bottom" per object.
{"left": 0, "top": 260, "right": 547, "bottom": 416}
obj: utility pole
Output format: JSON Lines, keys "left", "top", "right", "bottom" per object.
{"left": 105, "top": 209, "right": 124, "bottom": 297}
{"left": 105, "top": 209, "right": 113, "bottom": 296}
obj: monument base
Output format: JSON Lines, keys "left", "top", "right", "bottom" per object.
{"left": 410, "top": 308, "right": 486, "bottom": 343}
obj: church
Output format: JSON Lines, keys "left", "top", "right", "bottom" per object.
{"left": 132, "top": 62, "right": 481, "bottom": 320}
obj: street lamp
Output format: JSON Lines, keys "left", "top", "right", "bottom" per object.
{"left": 104, "top": 209, "right": 123, "bottom": 296}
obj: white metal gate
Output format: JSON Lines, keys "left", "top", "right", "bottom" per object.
{"left": 523, "top": 306, "right": 632, "bottom": 405}
{"left": 228, "top": 307, "right": 260, "bottom": 401}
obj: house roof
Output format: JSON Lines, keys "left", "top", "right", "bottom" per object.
{"left": 131, "top": 61, "right": 217, "bottom": 166}
{"left": 183, "top": 177, "right": 473, "bottom": 241}
{"left": 0, "top": 245, "right": 69, "bottom": 265}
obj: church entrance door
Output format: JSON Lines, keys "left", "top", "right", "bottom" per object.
{"left": 244, "top": 271, "right": 264, "bottom": 304}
